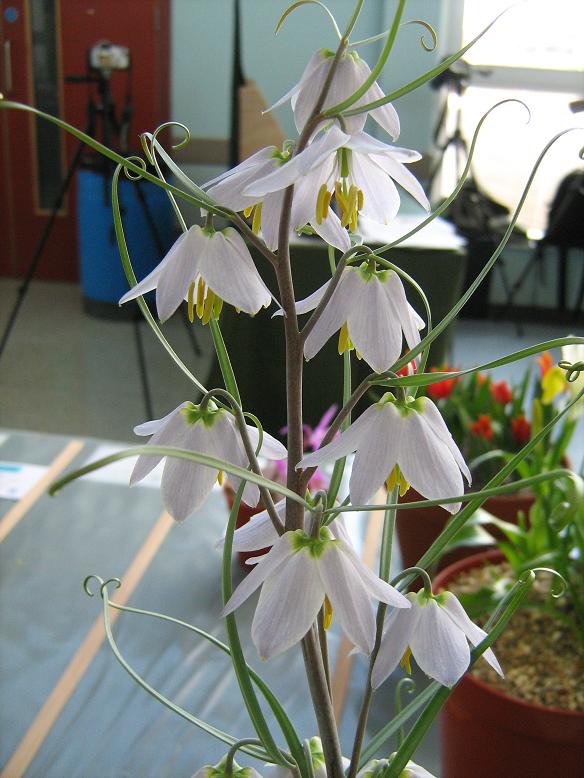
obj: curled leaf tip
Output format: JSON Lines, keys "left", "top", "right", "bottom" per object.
{"left": 83, "top": 575, "right": 121, "bottom": 598}
{"left": 124, "top": 155, "right": 146, "bottom": 181}
{"left": 403, "top": 19, "right": 437, "bottom": 51}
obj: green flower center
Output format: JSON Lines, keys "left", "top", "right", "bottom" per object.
{"left": 290, "top": 526, "right": 335, "bottom": 558}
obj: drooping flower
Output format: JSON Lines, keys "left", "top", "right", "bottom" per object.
{"left": 371, "top": 588, "right": 503, "bottom": 689}
{"left": 490, "top": 379, "right": 513, "bottom": 405}
{"left": 427, "top": 366, "right": 458, "bottom": 400}
{"left": 203, "top": 140, "right": 351, "bottom": 252}
{"left": 130, "top": 401, "right": 286, "bottom": 521}
{"left": 357, "top": 757, "right": 437, "bottom": 778}
{"left": 119, "top": 224, "right": 272, "bottom": 322}
{"left": 191, "top": 756, "right": 263, "bottom": 778}
{"left": 245, "top": 125, "right": 429, "bottom": 233}
{"left": 270, "top": 48, "right": 401, "bottom": 139}
{"left": 510, "top": 414, "right": 531, "bottom": 444}
{"left": 470, "top": 414, "right": 494, "bottom": 440}
{"left": 222, "top": 512, "right": 410, "bottom": 658}
{"left": 283, "top": 263, "right": 424, "bottom": 374}
{"left": 264, "top": 737, "right": 349, "bottom": 778}
{"left": 298, "top": 395, "right": 471, "bottom": 512}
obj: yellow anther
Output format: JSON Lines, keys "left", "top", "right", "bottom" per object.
{"left": 196, "top": 277, "right": 206, "bottom": 318}
{"left": 187, "top": 281, "right": 196, "bottom": 323}
{"left": 355, "top": 350, "right": 363, "bottom": 361}
{"left": 202, "top": 288, "right": 215, "bottom": 324}
{"left": 400, "top": 646, "right": 413, "bottom": 675}
{"left": 316, "top": 183, "right": 329, "bottom": 225}
{"left": 252, "top": 202, "right": 263, "bottom": 235}
{"left": 213, "top": 295, "right": 224, "bottom": 319}
{"left": 323, "top": 190, "right": 332, "bottom": 212}
{"left": 399, "top": 472, "right": 410, "bottom": 497}
{"left": 217, "top": 470, "right": 224, "bottom": 486}
{"left": 357, "top": 188, "right": 364, "bottom": 211}
{"left": 386, "top": 464, "right": 410, "bottom": 497}
{"left": 335, "top": 181, "right": 348, "bottom": 212}
{"left": 323, "top": 595, "right": 333, "bottom": 630}
{"left": 243, "top": 205, "right": 254, "bottom": 218}
{"left": 338, "top": 322, "right": 352, "bottom": 355}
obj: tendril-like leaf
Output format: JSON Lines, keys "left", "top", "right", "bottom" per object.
{"left": 530, "top": 567, "right": 567, "bottom": 599}
{"left": 275, "top": 0, "right": 341, "bottom": 39}
{"left": 83, "top": 574, "right": 121, "bottom": 598}
{"left": 402, "top": 19, "right": 437, "bottom": 52}
{"left": 122, "top": 155, "right": 147, "bottom": 182}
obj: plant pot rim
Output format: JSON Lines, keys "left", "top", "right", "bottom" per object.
{"left": 434, "top": 548, "right": 584, "bottom": 722}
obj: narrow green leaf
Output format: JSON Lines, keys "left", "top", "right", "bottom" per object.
{"left": 210, "top": 317, "right": 242, "bottom": 406}
{"left": 49, "top": 444, "right": 311, "bottom": 509}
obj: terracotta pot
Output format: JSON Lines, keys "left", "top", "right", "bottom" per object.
{"left": 223, "top": 484, "right": 271, "bottom": 570}
{"left": 434, "top": 550, "right": 584, "bottom": 778}
{"left": 396, "top": 488, "right": 535, "bottom": 572}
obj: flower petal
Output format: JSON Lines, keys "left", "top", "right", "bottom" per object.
{"left": 203, "top": 146, "right": 276, "bottom": 189}
{"left": 298, "top": 403, "right": 373, "bottom": 470}
{"left": 155, "top": 227, "right": 204, "bottom": 321}
{"left": 440, "top": 593, "right": 503, "bottom": 676}
{"left": 251, "top": 547, "right": 325, "bottom": 658}
{"left": 246, "top": 425, "right": 287, "bottom": 460}
{"left": 372, "top": 154, "right": 430, "bottom": 211}
{"left": 382, "top": 271, "right": 424, "bottom": 353}
{"left": 344, "top": 547, "right": 410, "bottom": 609}
{"left": 349, "top": 404, "right": 400, "bottom": 506}
{"left": 371, "top": 603, "right": 418, "bottom": 688}
{"left": 130, "top": 405, "right": 188, "bottom": 486}
{"left": 219, "top": 500, "right": 285, "bottom": 552}
{"left": 417, "top": 398, "right": 471, "bottom": 486}
{"left": 133, "top": 403, "right": 187, "bottom": 437}
{"left": 351, "top": 151, "right": 400, "bottom": 224}
{"left": 200, "top": 229, "right": 271, "bottom": 314}
{"left": 410, "top": 599, "right": 470, "bottom": 686}
{"left": 347, "top": 274, "right": 403, "bottom": 373}
{"left": 245, "top": 127, "right": 349, "bottom": 198}
{"left": 398, "top": 411, "right": 464, "bottom": 513}
{"left": 310, "top": 206, "right": 351, "bottom": 252}
{"left": 222, "top": 532, "right": 294, "bottom": 616}
{"left": 318, "top": 543, "right": 377, "bottom": 654}
{"left": 304, "top": 268, "right": 363, "bottom": 361}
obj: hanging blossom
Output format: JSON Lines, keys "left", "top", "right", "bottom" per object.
{"left": 245, "top": 125, "right": 429, "bottom": 236}
{"left": 119, "top": 224, "right": 272, "bottom": 323}
{"left": 203, "top": 139, "right": 351, "bottom": 252}
{"left": 191, "top": 756, "right": 262, "bottom": 778}
{"left": 357, "top": 757, "right": 436, "bottom": 778}
{"left": 282, "top": 261, "right": 424, "bottom": 374}
{"left": 371, "top": 588, "right": 503, "bottom": 689}
{"left": 130, "top": 401, "right": 286, "bottom": 521}
{"left": 221, "top": 508, "right": 410, "bottom": 658}
{"left": 269, "top": 48, "right": 401, "bottom": 139}
{"left": 264, "top": 737, "right": 349, "bottom": 778}
{"left": 298, "top": 394, "right": 471, "bottom": 511}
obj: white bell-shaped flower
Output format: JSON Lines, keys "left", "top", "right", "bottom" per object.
{"left": 203, "top": 141, "right": 351, "bottom": 252}
{"left": 245, "top": 126, "right": 429, "bottom": 231}
{"left": 264, "top": 736, "right": 349, "bottom": 778}
{"left": 298, "top": 395, "right": 471, "bottom": 512}
{"left": 270, "top": 48, "right": 401, "bottom": 139}
{"left": 357, "top": 757, "right": 437, "bottom": 778}
{"left": 130, "top": 401, "right": 286, "bottom": 521}
{"left": 290, "top": 262, "right": 425, "bottom": 374}
{"left": 371, "top": 589, "right": 503, "bottom": 689}
{"left": 222, "top": 514, "right": 409, "bottom": 658}
{"left": 119, "top": 224, "right": 272, "bottom": 322}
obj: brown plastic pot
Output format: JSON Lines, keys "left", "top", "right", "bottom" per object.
{"left": 396, "top": 488, "right": 535, "bottom": 572}
{"left": 434, "top": 550, "right": 584, "bottom": 778}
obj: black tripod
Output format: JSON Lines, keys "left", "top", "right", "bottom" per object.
{"left": 0, "top": 66, "right": 200, "bottom": 419}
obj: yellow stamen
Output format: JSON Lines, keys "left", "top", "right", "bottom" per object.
{"left": 357, "top": 188, "right": 364, "bottom": 211}
{"left": 202, "top": 288, "right": 215, "bottom": 324}
{"left": 243, "top": 205, "right": 254, "bottom": 218}
{"left": 386, "top": 464, "right": 410, "bottom": 497}
{"left": 316, "top": 183, "right": 329, "bottom": 225}
{"left": 217, "top": 470, "right": 224, "bottom": 486}
{"left": 187, "top": 281, "right": 196, "bottom": 323}
{"left": 335, "top": 181, "right": 348, "bottom": 212}
{"left": 323, "top": 190, "right": 332, "bottom": 212}
{"left": 196, "top": 277, "right": 206, "bottom": 318}
{"left": 400, "top": 646, "right": 413, "bottom": 674}
{"left": 323, "top": 595, "right": 333, "bottom": 630}
{"left": 338, "top": 322, "right": 352, "bottom": 355}
{"left": 252, "top": 202, "right": 263, "bottom": 235}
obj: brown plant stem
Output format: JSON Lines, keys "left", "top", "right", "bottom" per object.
{"left": 302, "top": 628, "right": 345, "bottom": 778}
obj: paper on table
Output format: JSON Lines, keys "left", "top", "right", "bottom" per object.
{"left": 0, "top": 462, "right": 48, "bottom": 501}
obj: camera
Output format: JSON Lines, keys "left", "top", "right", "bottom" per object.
{"left": 88, "top": 41, "right": 131, "bottom": 76}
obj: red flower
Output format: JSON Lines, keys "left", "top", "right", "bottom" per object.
{"left": 511, "top": 415, "right": 531, "bottom": 444}
{"left": 537, "top": 351, "right": 553, "bottom": 377}
{"left": 490, "top": 380, "right": 513, "bottom": 405}
{"left": 470, "top": 414, "right": 494, "bottom": 440}
{"left": 397, "top": 359, "right": 417, "bottom": 377}
{"left": 427, "top": 367, "right": 458, "bottom": 400}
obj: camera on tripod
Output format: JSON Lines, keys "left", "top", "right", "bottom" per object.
{"left": 88, "top": 40, "right": 131, "bottom": 77}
